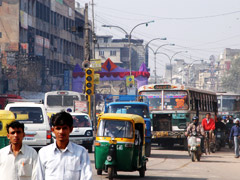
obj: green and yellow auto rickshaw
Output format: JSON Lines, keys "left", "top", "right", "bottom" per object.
{"left": 95, "top": 113, "right": 148, "bottom": 179}
{"left": 0, "top": 110, "right": 15, "bottom": 149}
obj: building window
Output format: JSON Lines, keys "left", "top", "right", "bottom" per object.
{"left": 99, "top": 51, "right": 104, "bottom": 56}
{"left": 110, "top": 50, "right": 116, "bottom": 56}
{"left": 104, "top": 37, "right": 108, "bottom": 43}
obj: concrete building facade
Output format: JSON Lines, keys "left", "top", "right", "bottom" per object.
{"left": 0, "top": 0, "right": 89, "bottom": 94}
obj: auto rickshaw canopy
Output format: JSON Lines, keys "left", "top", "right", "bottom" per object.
{"left": 98, "top": 113, "right": 145, "bottom": 124}
{"left": 0, "top": 110, "right": 15, "bottom": 136}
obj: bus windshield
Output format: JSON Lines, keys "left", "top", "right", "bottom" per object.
{"left": 108, "top": 104, "right": 150, "bottom": 118}
{"left": 221, "top": 96, "right": 240, "bottom": 111}
{"left": 97, "top": 120, "right": 133, "bottom": 138}
{"left": 163, "top": 91, "right": 188, "bottom": 110}
{"left": 139, "top": 91, "right": 162, "bottom": 111}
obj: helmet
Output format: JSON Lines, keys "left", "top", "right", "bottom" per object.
{"left": 234, "top": 118, "right": 240, "bottom": 123}
{"left": 192, "top": 116, "right": 199, "bottom": 121}
{"left": 66, "top": 108, "right": 72, "bottom": 112}
{"left": 223, "top": 116, "right": 226, "bottom": 120}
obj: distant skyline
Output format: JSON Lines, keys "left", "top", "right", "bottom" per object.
{"left": 77, "top": 0, "right": 240, "bottom": 76}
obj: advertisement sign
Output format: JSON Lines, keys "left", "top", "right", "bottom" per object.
{"left": 74, "top": 100, "right": 88, "bottom": 113}
{"left": 126, "top": 75, "right": 134, "bottom": 87}
{"left": 63, "top": 70, "right": 70, "bottom": 90}
{"left": 90, "top": 59, "right": 102, "bottom": 71}
{"left": 94, "top": 74, "right": 100, "bottom": 85}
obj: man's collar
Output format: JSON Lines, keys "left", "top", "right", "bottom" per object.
{"left": 53, "top": 141, "right": 74, "bottom": 153}
{"left": 8, "top": 144, "right": 24, "bottom": 155}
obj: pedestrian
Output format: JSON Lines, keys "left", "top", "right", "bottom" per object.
{"left": 229, "top": 118, "right": 240, "bottom": 158}
{"left": 0, "top": 121, "right": 38, "bottom": 180}
{"left": 36, "top": 111, "right": 92, "bottom": 180}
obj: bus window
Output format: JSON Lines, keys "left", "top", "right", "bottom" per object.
{"left": 140, "top": 91, "right": 162, "bottom": 111}
{"left": 163, "top": 91, "right": 188, "bottom": 110}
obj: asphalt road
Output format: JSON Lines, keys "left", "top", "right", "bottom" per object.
{"left": 90, "top": 145, "right": 240, "bottom": 180}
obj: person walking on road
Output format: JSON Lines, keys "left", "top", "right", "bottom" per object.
{"left": 36, "top": 111, "right": 92, "bottom": 180}
{"left": 0, "top": 121, "right": 38, "bottom": 180}
{"left": 229, "top": 118, "right": 240, "bottom": 158}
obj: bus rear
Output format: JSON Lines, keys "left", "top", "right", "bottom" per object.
{"left": 44, "top": 91, "right": 85, "bottom": 113}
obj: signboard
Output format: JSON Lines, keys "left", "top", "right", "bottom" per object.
{"left": 90, "top": 59, "right": 102, "bottom": 71}
{"left": 126, "top": 75, "right": 134, "bottom": 87}
{"left": 63, "top": 70, "right": 70, "bottom": 90}
{"left": 74, "top": 100, "right": 88, "bottom": 113}
{"left": 94, "top": 73, "right": 100, "bottom": 85}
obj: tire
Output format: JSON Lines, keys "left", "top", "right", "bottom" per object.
{"left": 108, "top": 166, "right": 114, "bottom": 180}
{"left": 145, "top": 143, "right": 151, "bottom": 157}
{"left": 88, "top": 146, "right": 93, "bottom": 153}
{"left": 139, "top": 165, "right": 145, "bottom": 177}
{"left": 216, "top": 144, "right": 221, "bottom": 151}
{"left": 191, "top": 152, "right": 196, "bottom": 162}
{"left": 97, "top": 169, "right": 102, "bottom": 175}
{"left": 197, "top": 151, "right": 201, "bottom": 161}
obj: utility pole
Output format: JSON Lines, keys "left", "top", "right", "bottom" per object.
{"left": 91, "top": 0, "right": 97, "bottom": 134}
{"left": 84, "top": 3, "right": 90, "bottom": 61}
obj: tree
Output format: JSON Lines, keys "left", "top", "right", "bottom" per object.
{"left": 221, "top": 57, "right": 240, "bottom": 93}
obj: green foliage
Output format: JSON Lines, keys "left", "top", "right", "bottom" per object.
{"left": 221, "top": 57, "right": 240, "bottom": 93}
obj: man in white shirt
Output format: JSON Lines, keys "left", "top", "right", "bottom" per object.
{"left": 0, "top": 121, "right": 37, "bottom": 180}
{"left": 36, "top": 111, "right": 92, "bottom": 180}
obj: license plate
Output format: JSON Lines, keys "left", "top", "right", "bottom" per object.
{"left": 24, "top": 137, "right": 34, "bottom": 140}
{"left": 71, "top": 139, "right": 83, "bottom": 144}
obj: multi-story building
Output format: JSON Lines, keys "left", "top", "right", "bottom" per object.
{"left": 0, "top": 0, "right": 89, "bottom": 94}
{"left": 95, "top": 35, "right": 145, "bottom": 71}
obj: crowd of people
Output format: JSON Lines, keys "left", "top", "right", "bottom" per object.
{"left": 186, "top": 113, "right": 240, "bottom": 158}
{"left": 0, "top": 111, "right": 93, "bottom": 180}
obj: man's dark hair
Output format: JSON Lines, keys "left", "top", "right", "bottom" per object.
{"left": 6, "top": 121, "right": 24, "bottom": 133}
{"left": 206, "top": 113, "right": 211, "bottom": 116}
{"left": 51, "top": 111, "right": 73, "bottom": 128}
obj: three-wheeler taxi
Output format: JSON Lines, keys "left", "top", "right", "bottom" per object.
{"left": 0, "top": 110, "right": 15, "bottom": 149}
{"left": 95, "top": 113, "right": 148, "bottom": 179}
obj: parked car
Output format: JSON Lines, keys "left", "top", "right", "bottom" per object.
{"left": 5, "top": 101, "right": 52, "bottom": 149}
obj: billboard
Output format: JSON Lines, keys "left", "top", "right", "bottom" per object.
{"left": 0, "top": 1, "right": 19, "bottom": 52}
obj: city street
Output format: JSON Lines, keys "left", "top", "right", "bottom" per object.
{"left": 90, "top": 145, "right": 240, "bottom": 180}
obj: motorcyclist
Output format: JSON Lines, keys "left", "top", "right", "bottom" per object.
{"left": 186, "top": 116, "right": 205, "bottom": 153}
{"left": 215, "top": 116, "right": 227, "bottom": 132}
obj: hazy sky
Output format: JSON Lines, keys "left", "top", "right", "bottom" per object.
{"left": 77, "top": 0, "right": 240, "bottom": 76}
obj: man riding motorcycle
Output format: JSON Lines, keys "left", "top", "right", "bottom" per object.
{"left": 186, "top": 116, "right": 205, "bottom": 153}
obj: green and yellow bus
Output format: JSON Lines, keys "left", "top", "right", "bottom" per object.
{"left": 138, "top": 84, "right": 218, "bottom": 149}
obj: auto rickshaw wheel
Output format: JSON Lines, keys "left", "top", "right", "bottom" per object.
{"left": 97, "top": 169, "right": 102, "bottom": 175}
{"left": 139, "top": 165, "right": 145, "bottom": 177}
{"left": 145, "top": 142, "right": 151, "bottom": 157}
{"left": 108, "top": 166, "right": 114, "bottom": 180}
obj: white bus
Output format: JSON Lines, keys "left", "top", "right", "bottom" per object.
{"left": 217, "top": 92, "right": 240, "bottom": 117}
{"left": 44, "top": 91, "right": 85, "bottom": 113}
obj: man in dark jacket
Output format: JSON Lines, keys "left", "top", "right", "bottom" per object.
{"left": 229, "top": 118, "right": 240, "bottom": 158}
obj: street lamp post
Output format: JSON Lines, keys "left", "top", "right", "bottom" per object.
{"left": 102, "top": 20, "right": 154, "bottom": 75}
{"left": 158, "top": 51, "right": 188, "bottom": 84}
{"left": 144, "top": 37, "right": 167, "bottom": 68}
{"left": 148, "top": 44, "right": 175, "bottom": 84}
{"left": 187, "top": 59, "right": 204, "bottom": 86}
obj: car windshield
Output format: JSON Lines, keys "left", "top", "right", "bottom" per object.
{"left": 108, "top": 104, "right": 150, "bottom": 118}
{"left": 9, "top": 107, "right": 43, "bottom": 124}
{"left": 97, "top": 120, "right": 133, "bottom": 138}
{"left": 72, "top": 115, "right": 91, "bottom": 127}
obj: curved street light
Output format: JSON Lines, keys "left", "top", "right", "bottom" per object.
{"left": 148, "top": 44, "right": 175, "bottom": 84}
{"left": 102, "top": 20, "right": 155, "bottom": 75}
{"left": 144, "top": 37, "right": 167, "bottom": 68}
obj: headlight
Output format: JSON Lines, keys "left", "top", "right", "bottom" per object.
{"left": 85, "top": 130, "right": 93, "bottom": 136}
{"left": 107, "top": 155, "right": 112, "bottom": 162}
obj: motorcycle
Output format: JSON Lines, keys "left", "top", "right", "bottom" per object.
{"left": 188, "top": 131, "right": 202, "bottom": 162}
{"left": 205, "top": 131, "right": 216, "bottom": 154}
{"left": 215, "top": 128, "right": 225, "bottom": 151}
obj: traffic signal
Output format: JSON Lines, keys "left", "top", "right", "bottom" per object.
{"left": 85, "top": 68, "right": 94, "bottom": 96}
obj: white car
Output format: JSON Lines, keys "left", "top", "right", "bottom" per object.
{"left": 69, "top": 112, "right": 94, "bottom": 153}
{"left": 5, "top": 102, "right": 52, "bottom": 149}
